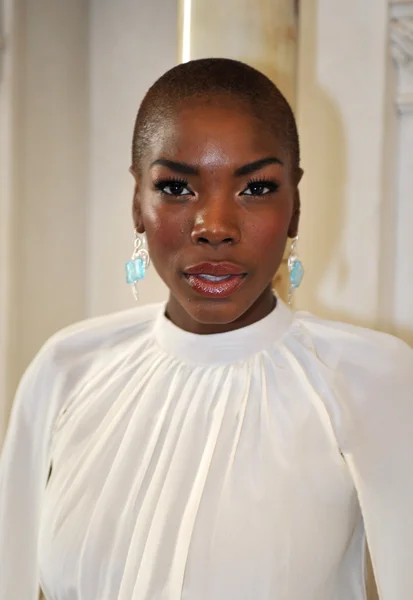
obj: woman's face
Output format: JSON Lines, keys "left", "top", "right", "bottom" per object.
{"left": 133, "top": 98, "right": 301, "bottom": 334}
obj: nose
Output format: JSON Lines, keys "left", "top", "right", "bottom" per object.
{"left": 191, "top": 196, "right": 241, "bottom": 247}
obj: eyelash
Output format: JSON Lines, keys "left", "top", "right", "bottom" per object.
{"left": 244, "top": 178, "right": 279, "bottom": 195}
{"left": 153, "top": 177, "right": 279, "bottom": 197}
{"left": 153, "top": 177, "right": 193, "bottom": 197}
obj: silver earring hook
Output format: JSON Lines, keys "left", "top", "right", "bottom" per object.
{"left": 125, "top": 231, "right": 150, "bottom": 301}
{"left": 288, "top": 235, "right": 304, "bottom": 306}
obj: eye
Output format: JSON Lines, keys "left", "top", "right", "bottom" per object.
{"left": 154, "top": 178, "right": 193, "bottom": 197}
{"left": 241, "top": 179, "right": 279, "bottom": 197}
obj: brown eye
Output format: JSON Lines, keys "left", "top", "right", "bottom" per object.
{"left": 241, "top": 180, "right": 279, "bottom": 196}
{"left": 154, "top": 179, "right": 193, "bottom": 197}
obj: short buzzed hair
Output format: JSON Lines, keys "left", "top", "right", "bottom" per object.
{"left": 132, "top": 57, "right": 300, "bottom": 173}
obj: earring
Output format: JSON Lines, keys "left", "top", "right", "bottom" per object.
{"left": 288, "top": 235, "right": 304, "bottom": 305}
{"left": 125, "top": 231, "right": 150, "bottom": 300}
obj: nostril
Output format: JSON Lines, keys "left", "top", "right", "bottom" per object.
{"left": 196, "top": 236, "right": 234, "bottom": 246}
{"left": 197, "top": 237, "right": 209, "bottom": 244}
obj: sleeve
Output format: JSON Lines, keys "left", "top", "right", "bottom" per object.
{"left": 0, "top": 343, "right": 65, "bottom": 599}
{"left": 342, "top": 338, "right": 413, "bottom": 599}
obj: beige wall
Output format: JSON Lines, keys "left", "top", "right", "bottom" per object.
{"left": 1, "top": 0, "right": 89, "bottom": 435}
{"left": 0, "top": 0, "right": 14, "bottom": 440}
{"left": 390, "top": 0, "right": 413, "bottom": 345}
{"left": 296, "top": 0, "right": 391, "bottom": 330}
{"left": 87, "top": 0, "right": 174, "bottom": 317}
{"left": 296, "top": 3, "right": 406, "bottom": 597}
{"left": 0, "top": 0, "right": 176, "bottom": 437}
{"left": 296, "top": 0, "right": 413, "bottom": 345}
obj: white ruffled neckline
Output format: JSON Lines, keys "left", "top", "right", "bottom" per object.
{"left": 153, "top": 296, "right": 293, "bottom": 366}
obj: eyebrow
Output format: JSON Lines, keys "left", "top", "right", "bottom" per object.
{"left": 150, "top": 156, "right": 283, "bottom": 177}
{"left": 150, "top": 159, "right": 199, "bottom": 175}
{"left": 234, "top": 157, "right": 283, "bottom": 176}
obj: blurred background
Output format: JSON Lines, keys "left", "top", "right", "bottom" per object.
{"left": 0, "top": 0, "right": 412, "bottom": 439}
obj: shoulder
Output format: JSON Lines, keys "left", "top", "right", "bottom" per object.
{"left": 291, "top": 309, "right": 412, "bottom": 376}
{"left": 15, "top": 303, "right": 163, "bottom": 416}
{"left": 290, "top": 310, "right": 413, "bottom": 447}
{"left": 43, "top": 302, "right": 163, "bottom": 364}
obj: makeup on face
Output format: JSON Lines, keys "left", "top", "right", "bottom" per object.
{"left": 183, "top": 261, "right": 247, "bottom": 298}
{"left": 134, "top": 100, "right": 298, "bottom": 333}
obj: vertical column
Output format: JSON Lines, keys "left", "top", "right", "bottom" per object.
{"left": 0, "top": 0, "right": 15, "bottom": 444}
{"left": 177, "top": 0, "right": 299, "bottom": 301}
{"left": 88, "top": 0, "right": 175, "bottom": 316}
{"left": 1, "top": 0, "right": 90, "bottom": 445}
{"left": 390, "top": 1, "right": 413, "bottom": 345}
{"left": 15, "top": 0, "right": 90, "bottom": 375}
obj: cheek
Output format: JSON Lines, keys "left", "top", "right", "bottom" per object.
{"left": 141, "top": 200, "right": 190, "bottom": 257}
{"left": 245, "top": 208, "right": 291, "bottom": 259}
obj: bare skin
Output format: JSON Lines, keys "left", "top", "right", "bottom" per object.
{"left": 131, "top": 97, "right": 302, "bottom": 335}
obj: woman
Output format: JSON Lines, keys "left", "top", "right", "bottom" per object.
{"left": 1, "top": 58, "right": 412, "bottom": 600}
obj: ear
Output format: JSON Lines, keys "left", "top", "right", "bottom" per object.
{"left": 130, "top": 166, "right": 145, "bottom": 234}
{"left": 288, "top": 168, "right": 303, "bottom": 239}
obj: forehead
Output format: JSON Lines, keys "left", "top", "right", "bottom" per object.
{"left": 146, "top": 98, "right": 285, "bottom": 168}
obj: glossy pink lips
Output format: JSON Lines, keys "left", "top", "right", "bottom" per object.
{"left": 183, "top": 262, "right": 247, "bottom": 298}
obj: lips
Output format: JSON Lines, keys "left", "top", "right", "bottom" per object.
{"left": 183, "top": 262, "right": 247, "bottom": 298}
{"left": 184, "top": 262, "right": 246, "bottom": 276}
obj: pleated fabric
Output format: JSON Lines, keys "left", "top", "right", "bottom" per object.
{"left": 1, "top": 299, "right": 412, "bottom": 600}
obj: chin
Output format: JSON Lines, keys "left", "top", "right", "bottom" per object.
{"left": 185, "top": 296, "right": 253, "bottom": 326}
{"left": 166, "top": 280, "right": 275, "bottom": 332}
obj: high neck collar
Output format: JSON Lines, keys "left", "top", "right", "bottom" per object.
{"left": 152, "top": 297, "right": 293, "bottom": 366}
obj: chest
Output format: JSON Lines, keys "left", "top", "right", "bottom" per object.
{"left": 39, "top": 366, "right": 360, "bottom": 599}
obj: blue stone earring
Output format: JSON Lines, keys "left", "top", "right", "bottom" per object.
{"left": 288, "top": 235, "right": 304, "bottom": 305}
{"left": 125, "top": 231, "right": 150, "bottom": 300}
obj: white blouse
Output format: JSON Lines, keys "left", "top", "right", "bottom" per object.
{"left": 1, "top": 299, "right": 413, "bottom": 600}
